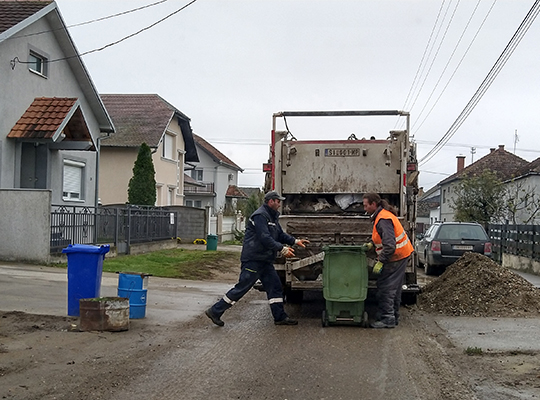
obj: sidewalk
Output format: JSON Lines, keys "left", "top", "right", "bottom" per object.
{"left": 0, "top": 262, "right": 231, "bottom": 327}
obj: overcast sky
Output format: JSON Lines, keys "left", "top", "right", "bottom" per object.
{"left": 55, "top": 0, "right": 540, "bottom": 190}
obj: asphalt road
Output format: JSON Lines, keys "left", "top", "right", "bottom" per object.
{"left": 2, "top": 262, "right": 540, "bottom": 399}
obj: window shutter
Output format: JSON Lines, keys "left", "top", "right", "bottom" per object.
{"left": 63, "top": 160, "right": 84, "bottom": 199}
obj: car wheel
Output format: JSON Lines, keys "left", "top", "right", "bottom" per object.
{"left": 425, "top": 261, "right": 435, "bottom": 276}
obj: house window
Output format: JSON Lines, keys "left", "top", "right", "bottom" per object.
{"left": 162, "top": 133, "right": 175, "bottom": 160}
{"left": 191, "top": 169, "right": 203, "bottom": 181}
{"left": 194, "top": 200, "right": 202, "bottom": 208}
{"left": 28, "top": 51, "right": 48, "bottom": 76}
{"left": 63, "top": 160, "right": 85, "bottom": 200}
{"left": 186, "top": 200, "right": 193, "bottom": 207}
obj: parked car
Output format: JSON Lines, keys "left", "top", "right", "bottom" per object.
{"left": 416, "top": 222, "right": 492, "bottom": 275}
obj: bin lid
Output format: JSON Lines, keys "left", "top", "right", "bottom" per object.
{"left": 62, "top": 244, "right": 110, "bottom": 254}
{"left": 322, "top": 245, "right": 365, "bottom": 252}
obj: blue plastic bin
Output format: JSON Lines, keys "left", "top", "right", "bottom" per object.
{"left": 62, "top": 244, "right": 110, "bottom": 316}
{"left": 117, "top": 272, "right": 150, "bottom": 319}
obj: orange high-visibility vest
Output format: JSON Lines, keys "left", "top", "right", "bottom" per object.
{"left": 372, "top": 208, "right": 414, "bottom": 262}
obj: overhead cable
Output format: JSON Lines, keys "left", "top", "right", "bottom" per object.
{"left": 10, "top": 0, "right": 198, "bottom": 66}
{"left": 413, "top": 0, "right": 496, "bottom": 135}
{"left": 419, "top": 0, "right": 540, "bottom": 166}
{"left": 411, "top": 0, "right": 482, "bottom": 131}
{"left": 5, "top": 0, "right": 172, "bottom": 40}
{"left": 397, "top": 0, "right": 447, "bottom": 125}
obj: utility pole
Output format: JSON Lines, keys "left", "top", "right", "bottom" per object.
{"left": 471, "top": 147, "right": 476, "bottom": 163}
{"left": 514, "top": 129, "right": 519, "bottom": 154}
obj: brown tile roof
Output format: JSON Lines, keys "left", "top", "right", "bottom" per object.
{"left": 0, "top": 1, "right": 52, "bottom": 34}
{"left": 7, "top": 97, "right": 91, "bottom": 141}
{"left": 184, "top": 173, "right": 205, "bottom": 187}
{"left": 226, "top": 185, "right": 248, "bottom": 198}
{"left": 193, "top": 134, "right": 242, "bottom": 171}
{"left": 100, "top": 94, "right": 174, "bottom": 148}
{"left": 514, "top": 157, "right": 540, "bottom": 178}
{"left": 439, "top": 145, "right": 529, "bottom": 186}
{"left": 99, "top": 94, "right": 199, "bottom": 162}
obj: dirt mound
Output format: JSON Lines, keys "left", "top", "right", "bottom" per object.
{"left": 418, "top": 252, "right": 540, "bottom": 317}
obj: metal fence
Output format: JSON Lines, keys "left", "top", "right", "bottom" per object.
{"left": 51, "top": 205, "right": 178, "bottom": 254}
{"left": 488, "top": 224, "right": 540, "bottom": 263}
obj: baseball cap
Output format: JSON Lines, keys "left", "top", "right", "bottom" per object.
{"left": 264, "top": 190, "right": 286, "bottom": 201}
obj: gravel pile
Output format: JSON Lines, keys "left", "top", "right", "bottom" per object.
{"left": 418, "top": 252, "right": 540, "bottom": 317}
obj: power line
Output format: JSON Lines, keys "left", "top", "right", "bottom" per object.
{"left": 411, "top": 0, "right": 482, "bottom": 131}
{"left": 419, "top": 0, "right": 540, "bottom": 166}
{"left": 10, "top": 0, "right": 198, "bottom": 67}
{"left": 412, "top": 0, "right": 497, "bottom": 135}
{"left": 398, "top": 1, "right": 447, "bottom": 125}
{"left": 5, "top": 0, "right": 173, "bottom": 40}
{"left": 407, "top": 0, "right": 459, "bottom": 115}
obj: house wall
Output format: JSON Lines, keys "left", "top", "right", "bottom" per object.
{"left": 100, "top": 117, "right": 188, "bottom": 207}
{"left": 505, "top": 175, "right": 540, "bottom": 224}
{"left": 0, "top": 189, "right": 51, "bottom": 263}
{"left": 190, "top": 144, "right": 239, "bottom": 213}
{"left": 439, "top": 182, "right": 458, "bottom": 222}
{"left": 0, "top": 16, "right": 101, "bottom": 206}
{"left": 99, "top": 147, "right": 136, "bottom": 205}
{"left": 153, "top": 118, "right": 186, "bottom": 206}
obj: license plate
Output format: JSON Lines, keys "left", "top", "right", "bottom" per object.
{"left": 453, "top": 245, "right": 473, "bottom": 251}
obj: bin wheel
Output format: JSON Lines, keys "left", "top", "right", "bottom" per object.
{"left": 362, "top": 311, "right": 369, "bottom": 328}
{"left": 321, "top": 310, "right": 329, "bottom": 327}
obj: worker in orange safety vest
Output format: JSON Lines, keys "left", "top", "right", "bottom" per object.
{"left": 363, "top": 192, "right": 414, "bottom": 329}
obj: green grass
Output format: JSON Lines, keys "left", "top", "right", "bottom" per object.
{"left": 464, "top": 346, "right": 483, "bottom": 356}
{"left": 56, "top": 248, "right": 241, "bottom": 280}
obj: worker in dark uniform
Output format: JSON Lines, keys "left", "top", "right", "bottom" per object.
{"left": 363, "top": 192, "right": 414, "bottom": 329}
{"left": 205, "top": 190, "right": 309, "bottom": 327}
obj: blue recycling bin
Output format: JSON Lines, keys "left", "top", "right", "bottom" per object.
{"left": 62, "top": 244, "right": 110, "bottom": 316}
{"left": 117, "top": 272, "right": 150, "bottom": 319}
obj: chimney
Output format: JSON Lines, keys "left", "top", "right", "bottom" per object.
{"left": 498, "top": 144, "right": 505, "bottom": 151}
{"left": 490, "top": 148, "right": 496, "bottom": 153}
{"left": 456, "top": 155, "right": 466, "bottom": 172}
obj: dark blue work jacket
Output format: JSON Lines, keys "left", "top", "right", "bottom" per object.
{"left": 240, "top": 204, "right": 295, "bottom": 263}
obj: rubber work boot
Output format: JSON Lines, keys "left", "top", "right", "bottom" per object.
{"left": 205, "top": 308, "right": 224, "bottom": 327}
{"left": 370, "top": 320, "right": 396, "bottom": 329}
{"left": 274, "top": 317, "right": 298, "bottom": 326}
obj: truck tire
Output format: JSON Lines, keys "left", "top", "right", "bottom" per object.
{"left": 401, "top": 292, "right": 417, "bottom": 305}
{"left": 284, "top": 288, "right": 303, "bottom": 304}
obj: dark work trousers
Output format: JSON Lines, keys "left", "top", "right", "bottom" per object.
{"left": 375, "top": 257, "right": 409, "bottom": 324}
{"left": 210, "top": 260, "right": 288, "bottom": 322}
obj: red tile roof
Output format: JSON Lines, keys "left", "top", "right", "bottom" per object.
{"left": 7, "top": 97, "right": 92, "bottom": 141}
{"left": 226, "top": 185, "right": 248, "bottom": 198}
{"left": 0, "top": 1, "right": 52, "bottom": 34}
{"left": 439, "top": 145, "right": 529, "bottom": 186}
{"left": 193, "top": 134, "right": 242, "bottom": 171}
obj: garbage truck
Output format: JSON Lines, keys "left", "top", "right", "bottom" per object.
{"left": 262, "top": 110, "right": 420, "bottom": 304}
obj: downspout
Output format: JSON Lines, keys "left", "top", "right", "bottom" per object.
{"left": 94, "top": 132, "right": 111, "bottom": 242}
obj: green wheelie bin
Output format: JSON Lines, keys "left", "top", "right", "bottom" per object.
{"left": 321, "top": 245, "right": 369, "bottom": 327}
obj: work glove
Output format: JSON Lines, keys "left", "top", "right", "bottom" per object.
{"left": 294, "top": 239, "right": 310, "bottom": 248}
{"left": 362, "top": 242, "right": 373, "bottom": 251}
{"left": 372, "top": 261, "right": 383, "bottom": 274}
{"left": 280, "top": 246, "right": 295, "bottom": 258}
